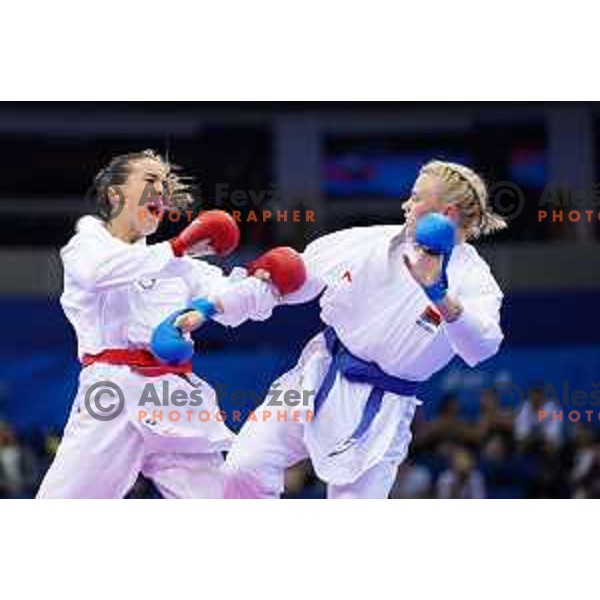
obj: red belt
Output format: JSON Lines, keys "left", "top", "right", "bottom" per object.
{"left": 81, "top": 348, "right": 192, "bottom": 377}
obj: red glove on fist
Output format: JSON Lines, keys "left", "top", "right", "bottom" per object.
{"left": 246, "top": 247, "right": 307, "bottom": 295}
{"left": 170, "top": 210, "right": 240, "bottom": 257}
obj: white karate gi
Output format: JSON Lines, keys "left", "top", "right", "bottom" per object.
{"left": 224, "top": 225, "right": 504, "bottom": 499}
{"left": 38, "top": 216, "right": 277, "bottom": 499}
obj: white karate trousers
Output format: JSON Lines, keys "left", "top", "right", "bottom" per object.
{"left": 37, "top": 364, "right": 232, "bottom": 499}
{"left": 224, "top": 404, "right": 404, "bottom": 499}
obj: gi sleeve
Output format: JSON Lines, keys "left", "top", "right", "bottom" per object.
{"left": 182, "top": 259, "right": 279, "bottom": 328}
{"left": 442, "top": 256, "right": 504, "bottom": 367}
{"left": 279, "top": 228, "right": 364, "bottom": 305}
{"left": 62, "top": 229, "right": 178, "bottom": 292}
{"left": 216, "top": 274, "right": 279, "bottom": 327}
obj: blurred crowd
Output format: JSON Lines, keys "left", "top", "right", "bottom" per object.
{"left": 284, "top": 384, "right": 600, "bottom": 499}
{"left": 2, "top": 384, "right": 600, "bottom": 499}
{"left": 0, "top": 422, "right": 58, "bottom": 498}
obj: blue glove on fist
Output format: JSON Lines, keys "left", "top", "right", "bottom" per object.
{"left": 413, "top": 213, "right": 457, "bottom": 303}
{"left": 188, "top": 297, "right": 218, "bottom": 320}
{"left": 150, "top": 298, "right": 218, "bottom": 365}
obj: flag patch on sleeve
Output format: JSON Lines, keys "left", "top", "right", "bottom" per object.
{"left": 416, "top": 305, "right": 442, "bottom": 334}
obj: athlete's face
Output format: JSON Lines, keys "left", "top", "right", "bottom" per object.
{"left": 402, "top": 174, "right": 459, "bottom": 235}
{"left": 109, "top": 158, "right": 166, "bottom": 238}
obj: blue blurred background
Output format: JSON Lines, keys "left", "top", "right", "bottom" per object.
{"left": 1, "top": 101, "right": 600, "bottom": 498}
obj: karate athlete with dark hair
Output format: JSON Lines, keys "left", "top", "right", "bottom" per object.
{"left": 37, "top": 151, "right": 304, "bottom": 499}
{"left": 214, "top": 160, "right": 507, "bottom": 499}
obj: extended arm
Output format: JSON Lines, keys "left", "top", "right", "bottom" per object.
{"left": 65, "top": 210, "right": 240, "bottom": 292}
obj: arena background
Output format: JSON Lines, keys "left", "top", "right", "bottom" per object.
{"left": 1, "top": 101, "right": 599, "bottom": 499}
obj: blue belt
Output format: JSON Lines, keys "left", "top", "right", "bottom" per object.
{"left": 313, "top": 327, "right": 420, "bottom": 451}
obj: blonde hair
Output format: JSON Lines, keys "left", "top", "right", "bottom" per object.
{"left": 418, "top": 160, "right": 507, "bottom": 239}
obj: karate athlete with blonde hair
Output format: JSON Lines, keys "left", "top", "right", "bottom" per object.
{"left": 218, "top": 160, "right": 507, "bottom": 499}
{"left": 37, "top": 150, "right": 304, "bottom": 499}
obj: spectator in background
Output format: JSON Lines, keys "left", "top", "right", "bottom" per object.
{"left": 479, "top": 433, "right": 526, "bottom": 499}
{"left": 467, "top": 388, "right": 514, "bottom": 447}
{"left": 515, "top": 384, "right": 563, "bottom": 452}
{"left": 44, "top": 430, "right": 60, "bottom": 458}
{"left": 514, "top": 384, "right": 569, "bottom": 497}
{"left": 390, "top": 460, "right": 433, "bottom": 499}
{"left": 412, "top": 395, "right": 475, "bottom": 483}
{"left": 0, "top": 421, "right": 25, "bottom": 497}
{"left": 436, "top": 446, "right": 486, "bottom": 499}
{"left": 418, "top": 394, "right": 471, "bottom": 447}
{"left": 571, "top": 437, "right": 600, "bottom": 499}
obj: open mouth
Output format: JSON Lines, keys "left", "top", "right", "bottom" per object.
{"left": 146, "top": 196, "right": 164, "bottom": 219}
{"left": 148, "top": 204, "right": 161, "bottom": 218}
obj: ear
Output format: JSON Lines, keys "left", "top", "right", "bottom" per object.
{"left": 442, "top": 203, "right": 460, "bottom": 223}
{"left": 106, "top": 184, "right": 124, "bottom": 208}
